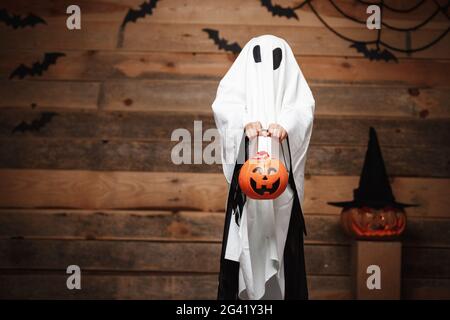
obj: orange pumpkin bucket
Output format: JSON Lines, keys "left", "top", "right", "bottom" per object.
{"left": 238, "top": 135, "right": 289, "bottom": 200}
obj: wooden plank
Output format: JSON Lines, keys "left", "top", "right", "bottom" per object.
{"left": 1, "top": 109, "right": 449, "bottom": 147}
{"left": 0, "top": 170, "right": 447, "bottom": 217}
{"left": 0, "top": 138, "right": 448, "bottom": 177}
{"left": 0, "top": 239, "right": 447, "bottom": 277}
{"left": 403, "top": 246, "right": 450, "bottom": 278}
{"left": 312, "top": 116, "right": 450, "bottom": 146}
{"left": 0, "top": 273, "right": 352, "bottom": 300}
{"left": 0, "top": 110, "right": 216, "bottom": 141}
{"left": 0, "top": 273, "right": 219, "bottom": 300}
{"left": 100, "top": 80, "right": 450, "bottom": 119}
{"left": 1, "top": 21, "right": 448, "bottom": 59}
{"left": 0, "top": 20, "right": 117, "bottom": 51}
{"left": 307, "top": 275, "right": 353, "bottom": 300}
{"left": 404, "top": 217, "right": 450, "bottom": 248}
{"left": 0, "top": 210, "right": 349, "bottom": 245}
{"left": 1, "top": 78, "right": 448, "bottom": 118}
{"left": 0, "top": 80, "right": 100, "bottom": 110}
{"left": 0, "top": 209, "right": 228, "bottom": 242}
{"left": 3, "top": 0, "right": 448, "bottom": 28}
{"left": 101, "top": 79, "right": 217, "bottom": 112}
{"left": 298, "top": 56, "right": 450, "bottom": 88}
{"left": 0, "top": 170, "right": 227, "bottom": 212}
{"left": 1, "top": 210, "right": 448, "bottom": 248}
{"left": 2, "top": 51, "right": 449, "bottom": 87}
{"left": 2, "top": 272, "right": 449, "bottom": 300}
{"left": 311, "top": 85, "right": 450, "bottom": 119}
{"left": 121, "top": 23, "right": 450, "bottom": 59}
{"left": 403, "top": 278, "right": 450, "bottom": 300}
{"left": 0, "top": 239, "right": 351, "bottom": 275}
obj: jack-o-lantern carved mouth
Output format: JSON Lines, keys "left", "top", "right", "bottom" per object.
{"left": 250, "top": 177, "right": 281, "bottom": 195}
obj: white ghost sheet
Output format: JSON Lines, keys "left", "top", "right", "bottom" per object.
{"left": 212, "top": 35, "right": 315, "bottom": 300}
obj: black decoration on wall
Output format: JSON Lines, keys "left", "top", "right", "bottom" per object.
{"left": 9, "top": 52, "right": 66, "bottom": 79}
{"left": 350, "top": 42, "right": 398, "bottom": 62}
{"left": 202, "top": 28, "right": 242, "bottom": 54}
{"left": 0, "top": 8, "right": 46, "bottom": 29}
{"left": 121, "top": 0, "right": 158, "bottom": 28}
{"left": 12, "top": 112, "right": 58, "bottom": 134}
{"left": 117, "top": 0, "right": 159, "bottom": 47}
{"left": 260, "top": 0, "right": 303, "bottom": 20}
{"left": 260, "top": 0, "right": 450, "bottom": 62}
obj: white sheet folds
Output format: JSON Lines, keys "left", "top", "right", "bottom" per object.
{"left": 212, "top": 34, "right": 315, "bottom": 300}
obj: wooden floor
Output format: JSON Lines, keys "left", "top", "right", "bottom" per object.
{"left": 0, "top": 0, "right": 449, "bottom": 299}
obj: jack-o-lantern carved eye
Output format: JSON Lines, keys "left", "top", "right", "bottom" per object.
{"left": 252, "top": 167, "right": 263, "bottom": 174}
{"left": 268, "top": 167, "right": 277, "bottom": 175}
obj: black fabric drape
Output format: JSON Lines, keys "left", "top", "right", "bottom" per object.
{"left": 217, "top": 134, "right": 247, "bottom": 300}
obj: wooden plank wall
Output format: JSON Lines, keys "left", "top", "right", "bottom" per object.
{"left": 0, "top": 0, "right": 449, "bottom": 299}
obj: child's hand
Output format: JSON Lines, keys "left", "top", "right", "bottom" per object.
{"left": 244, "top": 121, "right": 262, "bottom": 139}
{"left": 268, "top": 124, "right": 288, "bottom": 141}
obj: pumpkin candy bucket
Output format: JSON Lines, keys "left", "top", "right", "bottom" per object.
{"left": 238, "top": 134, "right": 289, "bottom": 200}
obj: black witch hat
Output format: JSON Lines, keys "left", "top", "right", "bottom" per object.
{"left": 327, "top": 127, "right": 419, "bottom": 210}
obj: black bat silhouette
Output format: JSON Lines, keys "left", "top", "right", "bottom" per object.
{"left": 12, "top": 112, "right": 58, "bottom": 134}
{"left": 9, "top": 52, "right": 66, "bottom": 79}
{"left": 260, "top": 0, "right": 299, "bottom": 20}
{"left": 202, "top": 28, "right": 242, "bottom": 54}
{"left": 117, "top": 0, "right": 159, "bottom": 47}
{"left": 350, "top": 42, "right": 398, "bottom": 63}
{"left": 121, "top": 0, "right": 158, "bottom": 28}
{"left": 0, "top": 8, "right": 46, "bottom": 29}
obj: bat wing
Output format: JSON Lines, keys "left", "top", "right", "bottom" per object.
{"left": 367, "top": 48, "right": 398, "bottom": 62}
{"left": 12, "top": 112, "right": 57, "bottom": 134}
{"left": 39, "top": 52, "right": 66, "bottom": 72}
{"left": 122, "top": 7, "right": 146, "bottom": 26}
{"left": 33, "top": 112, "right": 57, "bottom": 129}
{"left": 9, "top": 64, "right": 31, "bottom": 79}
{"left": 261, "top": 0, "right": 299, "bottom": 20}
{"left": 351, "top": 42, "right": 398, "bottom": 63}
{"left": 0, "top": 8, "right": 14, "bottom": 27}
{"left": 350, "top": 42, "right": 369, "bottom": 56}
{"left": 0, "top": 9, "right": 46, "bottom": 28}
{"left": 21, "top": 13, "right": 46, "bottom": 27}
{"left": 203, "top": 28, "right": 241, "bottom": 54}
{"left": 12, "top": 121, "right": 29, "bottom": 133}
{"left": 203, "top": 28, "right": 220, "bottom": 45}
{"left": 141, "top": 0, "right": 158, "bottom": 15}
{"left": 224, "top": 42, "right": 242, "bottom": 54}
{"left": 122, "top": 0, "right": 158, "bottom": 27}
{"left": 379, "top": 49, "right": 398, "bottom": 63}
{"left": 10, "top": 52, "right": 65, "bottom": 79}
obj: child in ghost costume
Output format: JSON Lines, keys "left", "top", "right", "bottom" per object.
{"left": 212, "top": 35, "right": 315, "bottom": 300}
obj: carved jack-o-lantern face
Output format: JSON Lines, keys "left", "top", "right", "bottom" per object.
{"left": 341, "top": 206, "right": 406, "bottom": 240}
{"left": 239, "top": 151, "right": 288, "bottom": 199}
